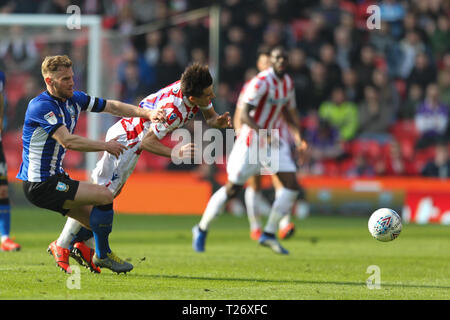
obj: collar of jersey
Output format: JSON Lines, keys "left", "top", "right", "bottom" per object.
{"left": 45, "top": 90, "right": 66, "bottom": 103}
{"left": 183, "top": 95, "right": 196, "bottom": 108}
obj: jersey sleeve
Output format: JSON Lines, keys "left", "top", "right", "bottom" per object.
{"left": 73, "top": 91, "right": 106, "bottom": 113}
{"left": 27, "top": 99, "right": 65, "bottom": 136}
{"left": 241, "top": 77, "right": 268, "bottom": 108}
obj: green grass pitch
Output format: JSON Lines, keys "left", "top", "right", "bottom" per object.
{"left": 0, "top": 207, "right": 449, "bottom": 300}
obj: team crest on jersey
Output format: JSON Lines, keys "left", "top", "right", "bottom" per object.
{"left": 44, "top": 111, "right": 58, "bottom": 125}
{"left": 56, "top": 181, "right": 69, "bottom": 192}
{"left": 67, "top": 104, "right": 76, "bottom": 118}
{"left": 169, "top": 113, "right": 177, "bottom": 121}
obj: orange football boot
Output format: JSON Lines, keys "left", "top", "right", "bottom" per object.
{"left": 47, "top": 240, "right": 72, "bottom": 274}
{"left": 1, "top": 238, "right": 21, "bottom": 251}
{"left": 70, "top": 242, "right": 101, "bottom": 273}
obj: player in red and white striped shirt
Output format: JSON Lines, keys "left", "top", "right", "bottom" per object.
{"left": 193, "top": 47, "right": 307, "bottom": 255}
{"left": 54, "top": 63, "right": 231, "bottom": 272}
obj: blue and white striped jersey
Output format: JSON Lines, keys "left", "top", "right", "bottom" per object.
{"left": 17, "top": 91, "right": 106, "bottom": 182}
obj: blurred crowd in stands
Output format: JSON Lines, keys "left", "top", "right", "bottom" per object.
{"left": 0, "top": 0, "right": 449, "bottom": 178}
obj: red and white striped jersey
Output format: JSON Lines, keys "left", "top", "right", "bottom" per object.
{"left": 238, "top": 67, "right": 296, "bottom": 143}
{"left": 242, "top": 67, "right": 296, "bottom": 130}
{"left": 119, "top": 80, "right": 213, "bottom": 146}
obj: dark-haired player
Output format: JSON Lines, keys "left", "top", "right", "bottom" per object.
{"left": 53, "top": 63, "right": 232, "bottom": 272}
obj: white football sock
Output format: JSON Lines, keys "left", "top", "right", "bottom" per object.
{"left": 245, "top": 187, "right": 262, "bottom": 231}
{"left": 264, "top": 188, "right": 298, "bottom": 235}
{"left": 56, "top": 217, "right": 82, "bottom": 249}
{"left": 279, "top": 212, "right": 291, "bottom": 230}
{"left": 1, "top": 235, "right": 9, "bottom": 242}
{"left": 84, "top": 236, "right": 95, "bottom": 249}
{"left": 198, "top": 186, "right": 228, "bottom": 231}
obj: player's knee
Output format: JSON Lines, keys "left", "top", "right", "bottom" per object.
{"left": 97, "top": 187, "right": 114, "bottom": 205}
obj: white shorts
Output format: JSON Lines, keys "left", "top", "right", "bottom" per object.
{"left": 91, "top": 121, "right": 142, "bottom": 197}
{"left": 226, "top": 130, "right": 297, "bottom": 185}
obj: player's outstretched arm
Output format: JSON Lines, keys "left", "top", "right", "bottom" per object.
{"left": 103, "top": 100, "right": 166, "bottom": 122}
{"left": 140, "top": 131, "right": 197, "bottom": 161}
{"left": 52, "top": 125, "right": 127, "bottom": 158}
{"left": 201, "top": 107, "right": 232, "bottom": 129}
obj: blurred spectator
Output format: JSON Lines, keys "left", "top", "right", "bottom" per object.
{"left": 346, "top": 152, "right": 375, "bottom": 177}
{"left": 407, "top": 52, "right": 437, "bottom": 92}
{"left": 297, "top": 18, "right": 324, "bottom": 60}
{"left": 372, "top": 68, "right": 400, "bottom": 118}
{"left": 144, "top": 30, "right": 163, "bottom": 67}
{"left": 244, "top": 9, "right": 265, "bottom": 50}
{"left": 219, "top": 44, "right": 246, "bottom": 93}
{"left": 358, "top": 85, "right": 393, "bottom": 143}
{"left": 414, "top": 83, "right": 449, "bottom": 149}
{"left": 428, "top": 14, "right": 450, "bottom": 60}
{"left": 379, "top": 0, "right": 406, "bottom": 39}
{"left": 319, "top": 43, "right": 342, "bottom": 87}
{"left": 314, "top": 0, "right": 342, "bottom": 31}
{"left": 130, "top": 0, "right": 159, "bottom": 24}
{"left": 305, "top": 118, "right": 344, "bottom": 163}
{"left": 287, "top": 48, "right": 310, "bottom": 111}
{"left": 398, "top": 29, "right": 426, "bottom": 79}
{"left": 374, "top": 139, "right": 413, "bottom": 176}
{"left": 354, "top": 45, "right": 377, "bottom": 89}
{"left": 368, "top": 20, "right": 401, "bottom": 78}
{"left": 118, "top": 47, "right": 155, "bottom": 89}
{"left": 421, "top": 141, "right": 450, "bottom": 178}
{"left": 398, "top": 83, "right": 423, "bottom": 119}
{"left": 0, "top": 26, "right": 38, "bottom": 73}
{"left": 8, "top": 76, "right": 42, "bottom": 131}
{"left": 38, "top": 0, "right": 74, "bottom": 14}
{"left": 155, "top": 45, "right": 185, "bottom": 88}
{"left": 119, "top": 60, "right": 149, "bottom": 104}
{"left": 342, "top": 68, "right": 363, "bottom": 103}
{"left": 214, "top": 83, "right": 234, "bottom": 115}
{"left": 438, "top": 69, "right": 450, "bottom": 106}
{"left": 318, "top": 86, "right": 359, "bottom": 141}
{"left": 167, "top": 27, "right": 189, "bottom": 67}
{"left": 303, "top": 61, "right": 331, "bottom": 114}
{"left": 333, "top": 26, "right": 358, "bottom": 71}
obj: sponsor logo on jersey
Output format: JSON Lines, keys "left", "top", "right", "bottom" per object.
{"left": 56, "top": 181, "right": 69, "bottom": 192}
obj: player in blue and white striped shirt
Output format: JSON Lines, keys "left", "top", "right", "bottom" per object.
{"left": 16, "top": 55, "right": 165, "bottom": 274}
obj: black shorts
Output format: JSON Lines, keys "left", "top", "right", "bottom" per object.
{"left": 22, "top": 173, "right": 79, "bottom": 215}
{"left": 0, "top": 139, "right": 7, "bottom": 186}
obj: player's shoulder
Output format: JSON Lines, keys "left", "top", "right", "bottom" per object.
{"left": 27, "top": 91, "right": 59, "bottom": 113}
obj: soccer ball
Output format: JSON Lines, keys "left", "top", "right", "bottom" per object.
{"left": 368, "top": 208, "right": 402, "bottom": 242}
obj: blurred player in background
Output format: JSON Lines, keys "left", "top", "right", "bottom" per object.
{"left": 53, "top": 63, "right": 232, "bottom": 273}
{"left": 234, "top": 49, "right": 309, "bottom": 242}
{"left": 0, "top": 70, "right": 21, "bottom": 252}
{"left": 193, "top": 46, "right": 307, "bottom": 255}
{"left": 17, "top": 55, "right": 165, "bottom": 274}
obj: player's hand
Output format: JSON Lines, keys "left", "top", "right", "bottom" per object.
{"left": 148, "top": 108, "right": 166, "bottom": 123}
{"left": 296, "top": 140, "right": 308, "bottom": 165}
{"left": 105, "top": 137, "right": 128, "bottom": 158}
{"left": 213, "top": 112, "right": 232, "bottom": 129}
{"left": 177, "top": 143, "right": 198, "bottom": 160}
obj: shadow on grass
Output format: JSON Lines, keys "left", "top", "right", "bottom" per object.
{"left": 131, "top": 273, "right": 450, "bottom": 290}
